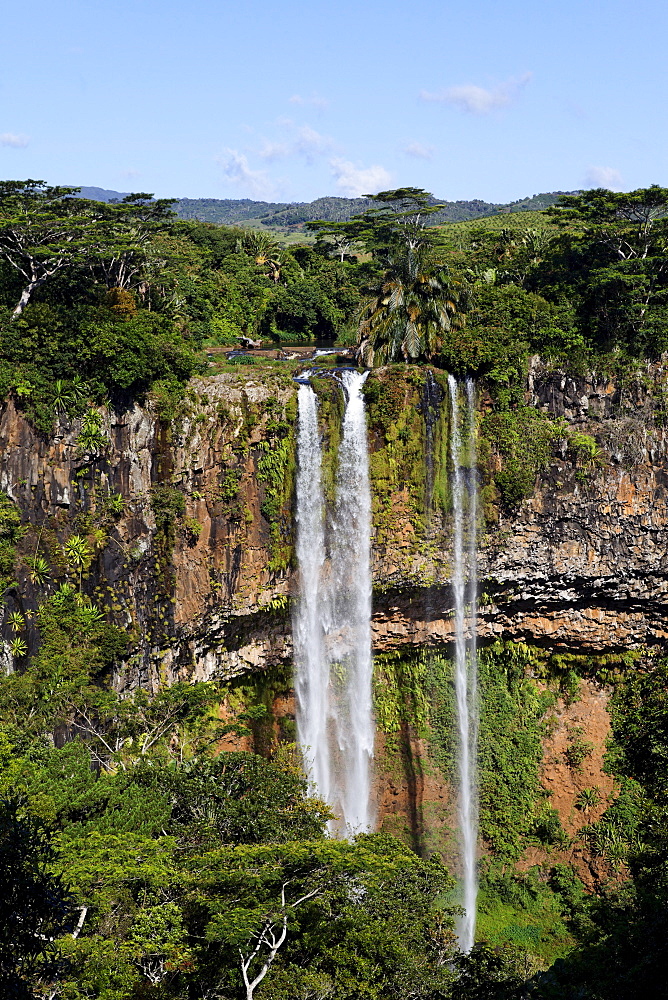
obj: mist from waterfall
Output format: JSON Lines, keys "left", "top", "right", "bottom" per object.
{"left": 293, "top": 371, "right": 374, "bottom": 838}
{"left": 448, "top": 374, "right": 479, "bottom": 953}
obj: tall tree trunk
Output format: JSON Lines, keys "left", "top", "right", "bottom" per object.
{"left": 12, "top": 276, "right": 47, "bottom": 319}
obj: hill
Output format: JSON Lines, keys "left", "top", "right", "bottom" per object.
{"left": 72, "top": 186, "right": 573, "bottom": 231}
{"left": 173, "top": 191, "right": 572, "bottom": 231}
{"left": 76, "top": 185, "right": 132, "bottom": 202}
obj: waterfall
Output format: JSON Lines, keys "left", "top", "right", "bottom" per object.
{"left": 326, "top": 371, "right": 374, "bottom": 835}
{"left": 293, "top": 385, "right": 330, "bottom": 804}
{"left": 293, "top": 371, "right": 374, "bottom": 837}
{"left": 448, "top": 374, "right": 479, "bottom": 953}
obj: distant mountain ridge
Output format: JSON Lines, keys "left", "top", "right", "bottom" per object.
{"left": 76, "top": 186, "right": 572, "bottom": 229}
{"left": 173, "top": 191, "right": 570, "bottom": 229}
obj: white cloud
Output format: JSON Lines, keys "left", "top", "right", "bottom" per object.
{"left": 294, "top": 124, "right": 334, "bottom": 162}
{"left": 403, "top": 141, "right": 434, "bottom": 160}
{"left": 258, "top": 139, "right": 291, "bottom": 162}
{"left": 258, "top": 122, "right": 334, "bottom": 163}
{"left": 585, "top": 165, "right": 623, "bottom": 190}
{"left": 1, "top": 132, "right": 29, "bottom": 148}
{"left": 329, "top": 158, "right": 392, "bottom": 198}
{"left": 420, "top": 72, "right": 532, "bottom": 115}
{"left": 289, "top": 92, "right": 329, "bottom": 111}
{"left": 216, "top": 149, "right": 276, "bottom": 199}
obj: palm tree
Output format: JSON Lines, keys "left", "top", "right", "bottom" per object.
{"left": 51, "top": 376, "right": 88, "bottom": 415}
{"left": 356, "top": 249, "right": 467, "bottom": 366}
{"left": 29, "top": 557, "right": 51, "bottom": 586}
{"left": 64, "top": 534, "right": 91, "bottom": 592}
{"left": 238, "top": 231, "right": 284, "bottom": 283}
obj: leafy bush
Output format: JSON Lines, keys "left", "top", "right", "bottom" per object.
{"left": 483, "top": 408, "right": 560, "bottom": 512}
{"left": 150, "top": 486, "right": 186, "bottom": 532}
{"left": 0, "top": 493, "right": 21, "bottom": 595}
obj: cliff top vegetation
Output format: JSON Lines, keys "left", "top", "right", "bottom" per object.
{"left": 1, "top": 179, "right": 667, "bottom": 433}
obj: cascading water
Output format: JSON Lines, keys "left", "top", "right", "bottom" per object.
{"left": 448, "top": 374, "right": 479, "bottom": 953}
{"left": 293, "top": 371, "right": 374, "bottom": 838}
{"left": 293, "top": 385, "right": 330, "bottom": 805}
{"left": 465, "top": 379, "right": 479, "bottom": 798}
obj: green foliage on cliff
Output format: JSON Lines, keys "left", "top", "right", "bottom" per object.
{"left": 523, "top": 653, "right": 668, "bottom": 998}
{"left": 372, "top": 640, "right": 668, "bottom": 990}
{"left": 150, "top": 485, "right": 187, "bottom": 531}
{"left": 362, "top": 367, "right": 428, "bottom": 543}
{"left": 373, "top": 642, "right": 556, "bottom": 862}
{"left": 477, "top": 643, "right": 556, "bottom": 860}
{"left": 476, "top": 863, "right": 578, "bottom": 966}
{"left": 0, "top": 492, "right": 22, "bottom": 597}
{"left": 256, "top": 406, "right": 297, "bottom": 570}
{"left": 482, "top": 407, "right": 561, "bottom": 511}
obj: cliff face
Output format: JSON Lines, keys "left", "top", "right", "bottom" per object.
{"left": 2, "top": 361, "right": 668, "bottom": 688}
{"left": 0, "top": 374, "right": 297, "bottom": 688}
{"left": 3, "top": 360, "right": 666, "bottom": 871}
{"left": 377, "top": 362, "right": 668, "bottom": 654}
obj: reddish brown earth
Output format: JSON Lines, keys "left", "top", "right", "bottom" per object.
{"left": 519, "top": 681, "right": 621, "bottom": 888}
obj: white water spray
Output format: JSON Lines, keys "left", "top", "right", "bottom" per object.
{"left": 293, "top": 372, "right": 374, "bottom": 837}
{"left": 448, "top": 374, "right": 479, "bottom": 953}
{"left": 293, "top": 385, "right": 330, "bottom": 804}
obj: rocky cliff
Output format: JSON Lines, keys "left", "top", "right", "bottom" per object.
{"left": 3, "top": 359, "right": 667, "bottom": 872}
{"left": 2, "top": 361, "right": 668, "bottom": 689}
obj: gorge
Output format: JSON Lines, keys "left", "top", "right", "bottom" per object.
{"left": 3, "top": 356, "right": 668, "bottom": 995}
{"left": 3, "top": 177, "right": 668, "bottom": 996}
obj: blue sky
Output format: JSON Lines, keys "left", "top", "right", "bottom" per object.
{"left": 1, "top": 0, "right": 665, "bottom": 203}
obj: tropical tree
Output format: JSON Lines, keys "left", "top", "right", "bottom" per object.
{"left": 0, "top": 181, "right": 177, "bottom": 318}
{"left": 357, "top": 248, "right": 467, "bottom": 365}
{"left": 92, "top": 192, "right": 177, "bottom": 291}
{"left": 0, "top": 181, "right": 109, "bottom": 318}
{"left": 237, "top": 231, "right": 284, "bottom": 284}
{"left": 0, "top": 798, "right": 74, "bottom": 997}
{"left": 544, "top": 185, "right": 668, "bottom": 351}
{"left": 307, "top": 187, "right": 444, "bottom": 263}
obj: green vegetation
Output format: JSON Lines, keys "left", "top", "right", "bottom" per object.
{"left": 4, "top": 177, "right": 668, "bottom": 997}
{"left": 254, "top": 401, "right": 297, "bottom": 570}
{"left": 172, "top": 190, "right": 566, "bottom": 232}
{"left": 0, "top": 182, "right": 362, "bottom": 433}
{"left": 369, "top": 640, "right": 668, "bottom": 989}
{"left": 3, "top": 180, "right": 667, "bottom": 442}
{"left": 482, "top": 406, "right": 560, "bottom": 511}
{"left": 361, "top": 367, "right": 427, "bottom": 543}
{"left": 0, "top": 798, "right": 75, "bottom": 998}
{"left": 0, "top": 632, "right": 468, "bottom": 998}
{"left": 304, "top": 184, "right": 668, "bottom": 389}
{"left": 0, "top": 492, "right": 22, "bottom": 596}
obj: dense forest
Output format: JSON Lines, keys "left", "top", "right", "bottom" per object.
{"left": 79, "top": 187, "right": 569, "bottom": 232}
{"left": 2, "top": 179, "right": 668, "bottom": 998}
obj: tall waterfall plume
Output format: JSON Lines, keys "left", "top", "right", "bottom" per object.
{"left": 293, "top": 371, "right": 374, "bottom": 837}
{"left": 448, "top": 374, "right": 479, "bottom": 953}
{"left": 293, "top": 384, "right": 330, "bottom": 805}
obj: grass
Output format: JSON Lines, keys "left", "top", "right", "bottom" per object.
{"left": 434, "top": 209, "right": 561, "bottom": 240}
